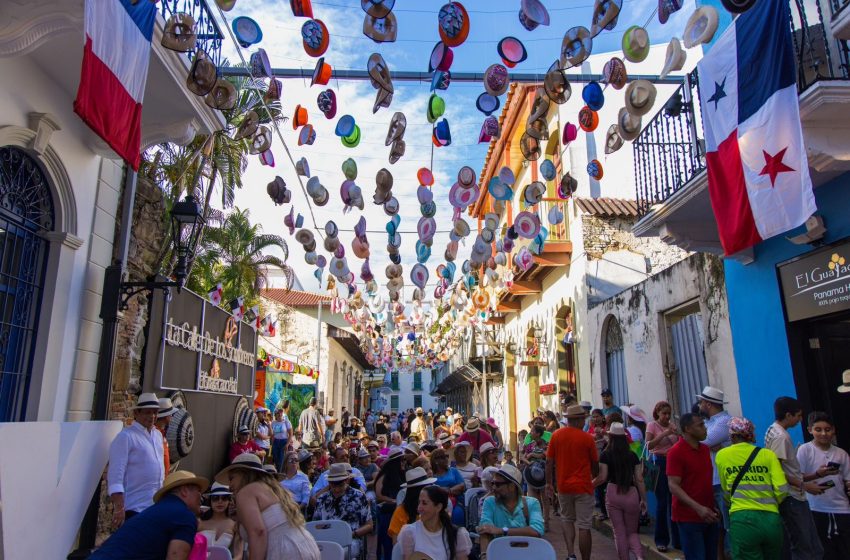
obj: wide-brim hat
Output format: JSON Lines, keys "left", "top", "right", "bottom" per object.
{"left": 449, "top": 182, "right": 479, "bottom": 209}
{"left": 296, "top": 228, "right": 316, "bottom": 247}
{"left": 561, "top": 26, "right": 593, "bottom": 68}
{"left": 618, "top": 107, "right": 642, "bottom": 141}
{"left": 438, "top": 2, "right": 470, "bottom": 48}
{"left": 249, "top": 126, "right": 272, "bottom": 154}
{"left": 484, "top": 64, "right": 509, "bottom": 97}
{"left": 520, "top": 0, "right": 550, "bottom": 30}
{"left": 590, "top": 0, "right": 622, "bottom": 37}
{"left": 476, "top": 93, "right": 500, "bottom": 116}
{"left": 362, "top": 0, "right": 395, "bottom": 18}
{"left": 660, "top": 37, "right": 687, "bottom": 79}
{"left": 162, "top": 13, "right": 197, "bottom": 52}
{"left": 520, "top": 132, "right": 541, "bottom": 161}
{"left": 608, "top": 421, "right": 626, "bottom": 436}
{"left": 250, "top": 48, "right": 272, "bottom": 78}
{"left": 624, "top": 405, "right": 648, "bottom": 423}
{"left": 401, "top": 466, "right": 437, "bottom": 488}
{"left": 215, "top": 453, "right": 272, "bottom": 484}
{"left": 603, "top": 56, "right": 628, "bottom": 90}
{"left": 311, "top": 57, "right": 332, "bottom": 86}
{"left": 233, "top": 16, "right": 263, "bottom": 47}
{"left": 565, "top": 404, "right": 588, "bottom": 418}
{"left": 479, "top": 441, "right": 497, "bottom": 456}
{"left": 186, "top": 49, "right": 217, "bottom": 97}
{"left": 291, "top": 0, "right": 314, "bottom": 17}
{"left": 496, "top": 464, "right": 524, "bottom": 491}
{"left": 543, "top": 60, "right": 571, "bottom": 104}
{"left": 154, "top": 470, "right": 209, "bottom": 503}
{"left": 587, "top": 159, "right": 604, "bottom": 180}
{"left": 465, "top": 417, "right": 480, "bottom": 432}
{"left": 696, "top": 385, "right": 729, "bottom": 404}
{"left": 134, "top": 392, "right": 160, "bottom": 409}
{"left": 296, "top": 157, "right": 311, "bottom": 178}
{"left": 363, "top": 11, "right": 398, "bottom": 43}
{"left": 540, "top": 159, "right": 556, "bottom": 181}
{"left": 524, "top": 461, "right": 547, "bottom": 488}
{"left": 625, "top": 79, "right": 657, "bottom": 117}
{"left": 204, "top": 482, "right": 232, "bottom": 498}
{"left": 368, "top": 53, "right": 394, "bottom": 93}
{"left": 386, "top": 111, "right": 407, "bottom": 146}
{"left": 684, "top": 6, "right": 719, "bottom": 49}
{"left": 429, "top": 42, "right": 454, "bottom": 73}
{"left": 410, "top": 263, "right": 429, "bottom": 289}
{"left": 302, "top": 19, "right": 330, "bottom": 57}
{"left": 498, "top": 36, "right": 528, "bottom": 68}
{"left": 234, "top": 110, "right": 259, "bottom": 140}
{"left": 157, "top": 398, "right": 179, "bottom": 419}
{"left": 605, "top": 124, "right": 624, "bottom": 154}
{"left": 326, "top": 462, "right": 353, "bottom": 482}
{"left": 721, "top": 0, "right": 757, "bottom": 13}
{"left": 522, "top": 182, "right": 546, "bottom": 206}
{"left": 658, "top": 0, "right": 684, "bottom": 24}
{"left": 488, "top": 177, "right": 513, "bottom": 201}
{"left": 418, "top": 216, "right": 437, "bottom": 242}
{"left": 622, "top": 25, "right": 650, "bottom": 63}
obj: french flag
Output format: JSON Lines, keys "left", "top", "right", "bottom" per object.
{"left": 74, "top": 0, "right": 156, "bottom": 171}
{"left": 698, "top": 0, "right": 816, "bottom": 256}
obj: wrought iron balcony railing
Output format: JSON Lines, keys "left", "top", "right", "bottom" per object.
{"left": 634, "top": 0, "right": 850, "bottom": 216}
{"left": 159, "top": 0, "right": 225, "bottom": 68}
{"left": 539, "top": 198, "right": 570, "bottom": 242}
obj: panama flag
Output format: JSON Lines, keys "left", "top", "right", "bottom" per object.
{"left": 73, "top": 0, "right": 156, "bottom": 171}
{"left": 698, "top": 0, "right": 816, "bottom": 256}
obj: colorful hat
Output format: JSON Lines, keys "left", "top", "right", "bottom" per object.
{"left": 484, "top": 64, "right": 509, "bottom": 97}
{"left": 728, "top": 417, "right": 755, "bottom": 441}
{"left": 515, "top": 246, "right": 534, "bottom": 271}
{"left": 232, "top": 16, "right": 263, "bottom": 47}
{"left": 162, "top": 13, "right": 197, "bottom": 52}
{"left": 306, "top": 176, "right": 329, "bottom": 206}
{"left": 293, "top": 104, "right": 308, "bottom": 129}
{"left": 476, "top": 93, "right": 500, "bottom": 116}
{"left": 520, "top": 132, "right": 541, "bottom": 161}
{"left": 499, "top": 166, "right": 516, "bottom": 185}
{"left": 335, "top": 114, "right": 356, "bottom": 137}
{"left": 660, "top": 37, "right": 687, "bottom": 79}
{"left": 433, "top": 119, "right": 451, "bottom": 147}
{"left": 522, "top": 181, "right": 546, "bottom": 206}
{"left": 605, "top": 124, "right": 624, "bottom": 154}
{"left": 622, "top": 25, "right": 650, "bottom": 63}
{"left": 342, "top": 158, "right": 358, "bottom": 180}
{"left": 658, "top": 0, "right": 684, "bottom": 24}
{"left": 249, "top": 48, "right": 272, "bottom": 77}
{"left": 540, "top": 159, "right": 556, "bottom": 181}
{"left": 259, "top": 150, "right": 274, "bottom": 167}
{"left": 317, "top": 89, "right": 337, "bottom": 119}
{"left": 186, "top": 49, "right": 217, "bottom": 97}
{"left": 363, "top": 11, "right": 398, "bottom": 43}
{"left": 514, "top": 211, "right": 541, "bottom": 239}
{"left": 587, "top": 159, "right": 604, "bottom": 180}
{"left": 431, "top": 70, "right": 451, "bottom": 91}
{"left": 302, "top": 19, "right": 329, "bottom": 57}
{"left": 618, "top": 107, "right": 643, "bottom": 141}
{"left": 449, "top": 182, "right": 479, "bottom": 210}
{"left": 683, "top": 6, "right": 719, "bottom": 49}
{"left": 438, "top": 2, "right": 470, "bottom": 48}
{"left": 603, "top": 57, "right": 628, "bottom": 90}
{"left": 498, "top": 37, "right": 528, "bottom": 68}
{"left": 479, "top": 116, "right": 500, "bottom": 143}
{"left": 590, "top": 0, "right": 622, "bottom": 37}
{"left": 311, "top": 57, "right": 332, "bottom": 86}
{"left": 264, "top": 78, "right": 282, "bottom": 102}
{"left": 625, "top": 80, "right": 657, "bottom": 116}
{"left": 362, "top": 0, "right": 395, "bottom": 18}
{"left": 488, "top": 177, "right": 513, "bottom": 201}
{"left": 519, "top": 0, "right": 550, "bottom": 31}
{"left": 290, "top": 0, "right": 314, "bottom": 18}
{"left": 298, "top": 124, "right": 316, "bottom": 146}
{"left": 418, "top": 168, "right": 435, "bottom": 187}
{"left": 548, "top": 204, "right": 564, "bottom": 225}
{"left": 341, "top": 125, "right": 361, "bottom": 148}
{"left": 721, "top": 0, "right": 757, "bottom": 13}
{"left": 411, "top": 263, "right": 429, "bottom": 290}
{"left": 418, "top": 216, "right": 437, "bottom": 243}
{"left": 582, "top": 81, "right": 605, "bottom": 111}
{"left": 415, "top": 240, "right": 431, "bottom": 263}
{"left": 296, "top": 157, "right": 310, "bottom": 177}
{"left": 578, "top": 106, "right": 599, "bottom": 132}
{"left": 427, "top": 94, "right": 446, "bottom": 123}
{"left": 561, "top": 26, "right": 593, "bottom": 67}
{"left": 429, "top": 42, "right": 454, "bottom": 72}
{"left": 543, "top": 60, "right": 571, "bottom": 104}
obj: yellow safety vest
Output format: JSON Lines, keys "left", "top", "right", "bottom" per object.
{"left": 716, "top": 442, "right": 789, "bottom": 514}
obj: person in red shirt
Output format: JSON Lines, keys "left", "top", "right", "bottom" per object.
{"left": 454, "top": 417, "right": 495, "bottom": 458}
{"left": 155, "top": 398, "right": 178, "bottom": 473}
{"left": 228, "top": 425, "right": 265, "bottom": 462}
{"left": 666, "top": 412, "right": 719, "bottom": 560}
{"left": 546, "top": 404, "right": 599, "bottom": 560}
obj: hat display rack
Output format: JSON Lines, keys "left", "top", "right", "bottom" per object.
{"left": 206, "top": 0, "right": 739, "bottom": 369}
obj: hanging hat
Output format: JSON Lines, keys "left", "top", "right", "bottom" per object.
{"left": 499, "top": 166, "right": 516, "bottom": 186}
{"left": 234, "top": 110, "right": 259, "bottom": 140}
{"left": 249, "top": 126, "right": 272, "bottom": 154}
{"left": 520, "top": 132, "right": 541, "bottom": 161}
{"left": 603, "top": 57, "right": 628, "bottom": 90}
{"left": 498, "top": 37, "right": 528, "bottom": 68}
{"left": 384, "top": 196, "right": 400, "bottom": 216}
{"left": 363, "top": 11, "right": 398, "bottom": 43}
{"left": 487, "top": 179, "right": 512, "bottom": 203}
{"left": 622, "top": 25, "right": 651, "bottom": 63}
{"left": 582, "top": 81, "right": 605, "bottom": 111}
{"left": 438, "top": 2, "right": 470, "bottom": 48}
{"left": 258, "top": 149, "right": 275, "bottom": 167}
{"left": 558, "top": 173, "right": 578, "bottom": 199}
{"left": 205, "top": 78, "right": 237, "bottom": 110}
{"left": 431, "top": 70, "right": 451, "bottom": 91}
{"left": 658, "top": 0, "right": 684, "bottom": 24}
{"left": 625, "top": 79, "right": 657, "bottom": 116}
{"left": 587, "top": 159, "right": 604, "bottom": 180}
{"left": 429, "top": 42, "right": 454, "bottom": 73}
{"left": 335, "top": 115, "right": 356, "bottom": 137}
{"left": 317, "top": 89, "right": 337, "bottom": 119}
{"left": 296, "top": 228, "right": 315, "bottom": 247}
{"left": 449, "top": 182, "right": 479, "bottom": 209}
{"left": 292, "top": 105, "right": 308, "bottom": 129}
{"left": 540, "top": 159, "right": 556, "bottom": 181}
{"left": 578, "top": 106, "right": 599, "bottom": 132}
{"left": 660, "top": 37, "right": 687, "bottom": 79}
{"left": 341, "top": 125, "right": 362, "bottom": 148}
{"left": 548, "top": 204, "right": 564, "bottom": 225}
{"left": 215, "top": 0, "right": 237, "bottom": 10}
{"left": 721, "top": 0, "right": 757, "bottom": 13}
{"left": 186, "top": 49, "right": 217, "bottom": 97}
{"left": 295, "top": 157, "right": 311, "bottom": 178}
{"left": 418, "top": 216, "right": 437, "bottom": 242}
{"left": 561, "top": 26, "right": 593, "bottom": 68}
{"left": 683, "top": 6, "right": 720, "bottom": 49}
{"left": 410, "top": 263, "right": 429, "bottom": 290}
{"left": 306, "top": 176, "right": 329, "bottom": 206}
{"left": 416, "top": 240, "right": 431, "bottom": 263}
{"left": 311, "top": 58, "right": 332, "bottom": 86}
{"left": 605, "top": 124, "right": 624, "bottom": 154}
{"left": 386, "top": 112, "right": 407, "bottom": 146}
{"left": 264, "top": 78, "right": 282, "bottom": 102}
{"left": 290, "top": 0, "right": 314, "bottom": 17}
{"left": 514, "top": 211, "right": 541, "bottom": 239}
{"left": 562, "top": 122, "right": 578, "bottom": 146}
{"left": 342, "top": 158, "right": 358, "bottom": 180}
{"left": 250, "top": 48, "right": 273, "bottom": 78}
{"left": 484, "top": 64, "right": 509, "bottom": 97}
{"left": 476, "top": 93, "right": 500, "bottom": 116}
{"left": 479, "top": 116, "right": 501, "bottom": 143}
{"left": 267, "top": 176, "right": 290, "bottom": 205}
{"left": 590, "top": 0, "right": 622, "bottom": 37}
{"left": 617, "top": 107, "right": 643, "bottom": 141}
{"left": 522, "top": 181, "right": 546, "bottom": 206}
{"left": 515, "top": 246, "right": 533, "bottom": 271}
{"left": 302, "top": 19, "right": 329, "bottom": 57}
{"left": 162, "top": 13, "right": 197, "bottom": 52}
{"left": 362, "top": 0, "right": 395, "bottom": 18}
{"left": 433, "top": 119, "right": 452, "bottom": 147}
{"left": 298, "top": 124, "right": 316, "bottom": 146}
{"left": 543, "top": 60, "right": 571, "bottom": 104}
{"left": 519, "top": 0, "right": 550, "bottom": 31}
{"left": 389, "top": 140, "right": 405, "bottom": 164}
{"left": 418, "top": 168, "right": 435, "bottom": 187}
{"left": 232, "top": 16, "right": 263, "bottom": 47}
{"left": 368, "top": 53, "right": 394, "bottom": 113}
{"left": 427, "top": 94, "right": 446, "bottom": 123}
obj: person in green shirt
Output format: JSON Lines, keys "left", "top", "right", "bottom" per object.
{"left": 715, "top": 417, "right": 789, "bottom": 560}
{"left": 477, "top": 464, "right": 545, "bottom": 560}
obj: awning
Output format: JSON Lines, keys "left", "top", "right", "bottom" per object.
{"left": 327, "top": 325, "right": 371, "bottom": 370}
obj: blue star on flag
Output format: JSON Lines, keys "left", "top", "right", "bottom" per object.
{"left": 708, "top": 77, "right": 728, "bottom": 110}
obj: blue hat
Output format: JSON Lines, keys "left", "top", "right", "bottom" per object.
{"left": 431, "top": 70, "right": 451, "bottom": 91}
{"left": 335, "top": 114, "right": 355, "bottom": 137}
{"left": 232, "top": 16, "right": 263, "bottom": 47}
{"left": 487, "top": 177, "right": 513, "bottom": 201}
{"left": 433, "top": 119, "right": 451, "bottom": 146}
{"left": 582, "top": 81, "right": 604, "bottom": 111}
{"left": 416, "top": 240, "right": 431, "bottom": 263}
{"left": 540, "top": 159, "right": 556, "bottom": 181}
{"left": 476, "top": 92, "right": 501, "bottom": 116}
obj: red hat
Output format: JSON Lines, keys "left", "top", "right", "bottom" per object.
{"left": 290, "top": 0, "right": 314, "bottom": 18}
{"left": 293, "top": 105, "right": 309, "bottom": 129}
{"left": 438, "top": 2, "right": 470, "bottom": 48}
{"left": 311, "top": 58, "right": 332, "bottom": 86}
{"left": 301, "top": 19, "right": 329, "bottom": 57}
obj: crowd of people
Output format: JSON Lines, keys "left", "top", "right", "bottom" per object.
{"left": 92, "top": 388, "right": 850, "bottom": 560}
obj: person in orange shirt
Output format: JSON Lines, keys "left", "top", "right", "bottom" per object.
{"left": 156, "top": 398, "right": 178, "bottom": 473}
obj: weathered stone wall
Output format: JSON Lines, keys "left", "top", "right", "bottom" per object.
{"left": 581, "top": 214, "right": 689, "bottom": 273}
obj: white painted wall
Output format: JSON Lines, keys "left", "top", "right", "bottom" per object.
{"left": 372, "top": 370, "right": 439, "bottom": 415}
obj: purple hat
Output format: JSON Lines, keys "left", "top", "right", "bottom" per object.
{"left": 519, "top": 0, "right": 550, "bottom": 31}
{"left": 433, "top": 119, "right": 451, "bottom": 147}
{"left": 476, "top": 93, "right": 501, "bottom": 116}
{"left": 514, "top": 211, "right": 541, "bottom": 239}
{"left": 479, "top": 116, "right": 500, "bottom": 143}
{"left": 484, "top": 64, "right": 509, "bottom": 96}
{"left": 418, "top": 216, "right": 437, "bottom": 243}
{"left": 429, "top": 42, "right": 454, "bottom": 72}
{"left": 317, "top": 89, "right": 337, "bottom": 119}
{"left": 410, "top": 263, "right": 429, "bottom": 290}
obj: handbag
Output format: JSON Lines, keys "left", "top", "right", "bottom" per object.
{"left": 641, "top": 443, "right": 660, "bottom": 493}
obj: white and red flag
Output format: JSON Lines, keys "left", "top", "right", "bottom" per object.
{"left": 73, "top": 0, "right": 155, "bottom": 171}
{"left": 698, "top": 0, "right": 816, "bottom": 256}
{"left": 208, "top": 283, "right": 223, "bottom": 306}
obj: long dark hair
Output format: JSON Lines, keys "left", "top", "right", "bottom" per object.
{"left": 402, "top": 483, "right": 427, "bottom": 521}
{"left": 376, "top": 455, "right": 405, "bottom": 500}
{"left": 607, "top": 434, "right": 637, "bottom": 494}
{"left": 422, "top": 485, "right": 458, "bottom": 560}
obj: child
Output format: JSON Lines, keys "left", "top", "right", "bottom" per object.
{"left": 503, "top": 450, "right": 516, "bottom": 468}
{"left": 797, "top": 411, "right": 850, "bottom": 559}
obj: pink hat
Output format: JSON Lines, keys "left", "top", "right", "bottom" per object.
{"left": 486, "top": 417, "right": 498, "bottom": 429}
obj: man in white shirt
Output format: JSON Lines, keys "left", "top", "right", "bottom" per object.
{"left": 410, "top": 407, "right": 427, "bottom": 442}
{"left": 298, "top": 397, "right": 325, "bottom": 445}
{"left": 107, "top": 392, "right": 165, "bottom": 528}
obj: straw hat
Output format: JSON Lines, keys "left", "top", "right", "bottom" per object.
{"left": 561, "top": 26, "right": 593, "bottom": 67}
{"left": 495, "top": 464, "right": 524, "bottom": 492}
{"left": 660, "top": 37, "right": 687, "bottom": 79}
{"left": 133, "top": 393, "right": 160, "bottom": 410}
{"left": 400, "top": 466, "right": 437, "bottom": 488}
{"left": 204, "top": 482, "right": 232, "bottom": 498}
{"left": 565, "top": 404, "right": 588, "bottom": 418}
{"left": 608, "top": 422, "right": 626, "bottom": 436}
{"left": 622, "top": 25, "right": 650, "bottom": 63}
{"left": 624, "top": 80, "right": 657, "bottom": 117}
{"left": 696, "top": 386, "right": 728, "bottom": 405}
{"left": 326, "top": 463, "right": 353, "bottom": 482}
{"left": 465, "top": 417, "right": 481, "bottom": 432}
{"left": 215, "top": 453, "right": 272, "bottom": 484}
{"left": 617, "top": 107, "right": 643, "bottom": 142}
{"left": 153, "top": 470, "right": 209, "bottom": 503}
{"left": 162, "top": 13, "right": 197, "bottom": 52}
{"left": 157, "top": 398, "right": 179, "bottom": 419}
{"left": 683, "top": 6, "right": 720, "bottom": 49}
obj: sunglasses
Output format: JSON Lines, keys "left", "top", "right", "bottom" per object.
{"left": 490, "top": 481, "right": 509, "bottom": 488}
{"left": 210, "top": 495, "right": 231, "bottom": 502}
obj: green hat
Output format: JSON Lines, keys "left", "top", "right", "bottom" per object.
{"left": 342, "top": 158, "right": 358, "bottom": 180}
{"left": 427, "top": 94, "right": 446, "bottom": 124}
{"left": 341, "top": 125, "right": 361, "bottom": 148}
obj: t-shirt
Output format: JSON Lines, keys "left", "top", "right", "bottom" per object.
{"left": 666, "top": 439, "right": 715, "bottom": 523}
{"left": 299, "top": 407, "right": 325, "bottom": 443}
{"left": 523, "top": 431, "right": 552, "bottom": 445}
{"left": 600, "top": 448, "right": 640, "bottom": 490}
{"left": 764, "top": 422, "right": 805, "bottom": 501}
{"left": 479, "top": 495, "right": 545, "bottom": 537}
{"left": 455, "top": 462, "right": 479, "bottom": 489}
{"left": 456, "top": 429, "right": 495, "bottom": 452}
{"left": 272, "top": 415, "right": 292, "bottom": 440}
{"left": 704, "top": 411, "right": 732, "bottom": 486}
{"left": 397, "top": 520, "right": 472, "bottom": 560}
{"left": 90, "top": 494, "right": 196, "bottom": 559}
{"left": 434, "top": 467, "right": 464, "bottom": 491}
{"left": 229, "top": 439, "right": 263, "bottom": 462}
{"left": 715, "top": 442, "right": 788, "bottom": 514}
{"left": 646, "top": 421, "right": 679, "bottom": 456}
{"left": 356, "top": 462, "right": 379, "bottom": 483}
{"left": 797, "top": 441, "right": 850, "bottom": 514}
{"left": 546, "top": 426, "right": 598, "bottom": 495}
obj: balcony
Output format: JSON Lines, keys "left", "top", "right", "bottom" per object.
{"left": 0, "top": 0, "right": 226, "bottom": 152}
{"left": 831, "top": 0, "right": 850, "bottom": 40}
{"left": 633, "top": 0, "right": 850, "bottom": 257}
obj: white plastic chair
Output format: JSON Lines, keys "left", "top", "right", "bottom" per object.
{"left": 317, "top": 540, "right": 346, "bottom": 560}
{"left": 207, "top": 545, "right": 233, "bottom": 560}
{"left": 485, "top": 536, "right": 556, "bottom": 560}
{"left": 306, "top": 520, "right": 353, "bottom": 557}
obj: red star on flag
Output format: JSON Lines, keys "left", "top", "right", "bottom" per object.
{"left": 759, "top": 147, "right": 795, "bottom": 186}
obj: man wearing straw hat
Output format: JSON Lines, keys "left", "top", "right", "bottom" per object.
{"left": 478, "top": 464, "right": 545, "bottom": 559}
{"left": 312, "top": 463, "right": 373, "bottom": 557}
{"left": 107, "top": 392, "right": 166, "bottom": 529}
{"left": 90, "top": 470, "right": 207, "bottom": 559}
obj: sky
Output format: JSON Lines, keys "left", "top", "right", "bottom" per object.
{"left": 209, "top": 0, "right": 697, "bottom": 301}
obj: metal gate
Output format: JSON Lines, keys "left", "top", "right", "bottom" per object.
{"left": 0, "top": 146, "right": 54, "bottom": 421}
{"left": 670, "top": 313, "right": 709, "bottom": 415}
{"left": 605, "top": 318, "right": 629, "bottom": 406}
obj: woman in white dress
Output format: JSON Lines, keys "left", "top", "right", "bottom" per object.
{"left": 397, "top": 485, "right": 472, "bottom": 560}
{"left": 198, "top": 482, "right": 242, "bottom": 559}
{"left": 216, "top": 453, "right": 320, "bottom": 560}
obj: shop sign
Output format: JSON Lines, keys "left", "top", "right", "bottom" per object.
{"left": 779, "top": 239, "right": 850, "bottom": 322}
{"left": 145, "top": 288, "right": 256, "bottom": 396}
{"left": 539, "top": 383, "right": 557, "bottom": 395}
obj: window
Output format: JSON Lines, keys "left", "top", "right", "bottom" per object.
{"left": 669, "top": 310, "right": 710, "bottom": 415}
{"left": 414, "top": 395, "right": 423, "bottom": 409}
{"left": 390, "top": 395, "right": 399, "bottom": 411}
{"left": 413, "top": 371, "right": 422, "bottom": 391}
{"left": 604, "top": 316, "right": 629, "bottom": 406}
{"left": 391, "top": 372, "right": 399, "bottom": 391}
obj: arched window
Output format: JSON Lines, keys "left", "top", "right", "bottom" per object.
{"left": 0, "top": 146, "right": 55, "bottom": 421}
{"left": 603, "top": 316, "right": 629, "bottom": 406}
